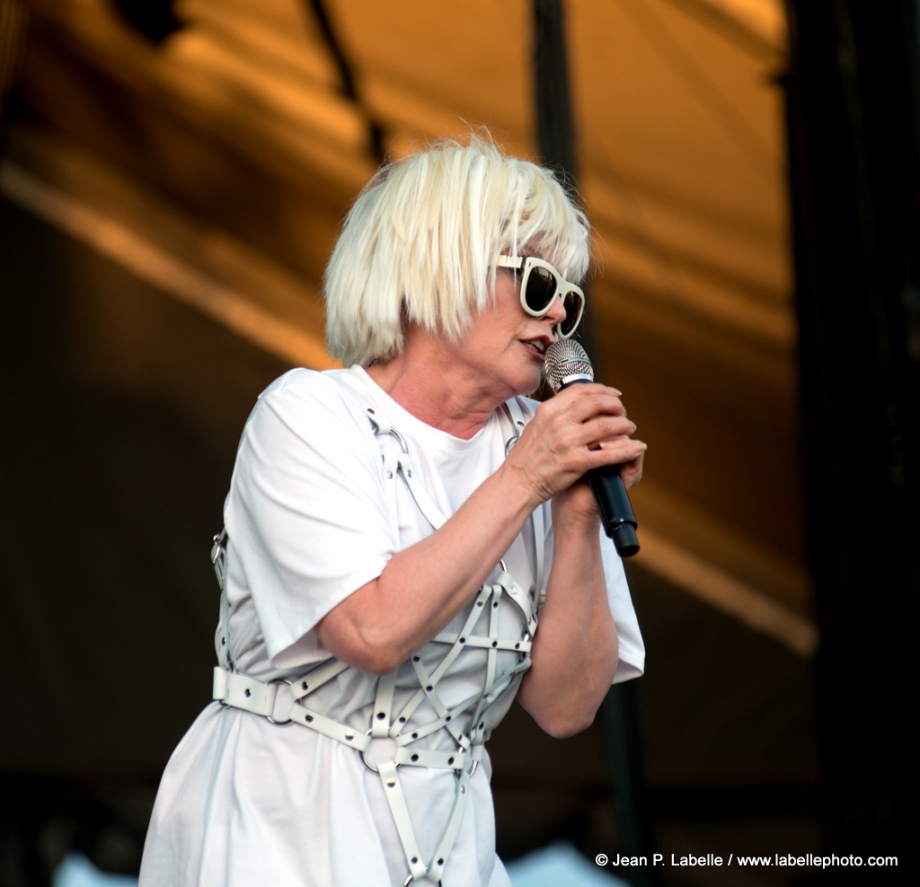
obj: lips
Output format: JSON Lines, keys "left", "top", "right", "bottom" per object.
{"left": 522, "top": 338, "right": 549, "bottom": 355}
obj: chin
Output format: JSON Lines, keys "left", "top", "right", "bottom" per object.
{"left": 513, "top": 368, "right": 543, "bottom": 398}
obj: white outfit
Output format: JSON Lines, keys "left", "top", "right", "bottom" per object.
{"left": 139, "top": 366, "right": 644, "bottom": 887}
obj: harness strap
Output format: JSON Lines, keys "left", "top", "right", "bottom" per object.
{"left": 396, "top": 451, "right": 447, "bottom": 530}
{"left": 372, "top": 670, "right": 398, "bottom": 738}
{"left": 377, "top": 759, "right": 429, "bottom": 880}
{"left": 211, "top": 530, "right": 233, "bottom": 671}
{"left": 501, "top": 396, "right": 546, "bottom": 610}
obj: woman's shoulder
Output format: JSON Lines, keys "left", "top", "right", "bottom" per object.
{"left": 254, "top": 367, "right": 366, "bottom": 411}
{"left": 243, "top": 367, "right": 376, "bottom": 442}
{"left": 257, "top": 366, "right": 345, "bottom": 399}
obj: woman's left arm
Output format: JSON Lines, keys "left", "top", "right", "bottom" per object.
{"left": 515, "top": 449, "right": 643, "bottom": 738}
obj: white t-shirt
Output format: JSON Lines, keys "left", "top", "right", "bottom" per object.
{"left": 139, "top": 367, "right": 644, "bottom": 887}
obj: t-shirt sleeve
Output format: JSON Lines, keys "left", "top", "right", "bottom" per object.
{"left": 541, "top": 518, "right": 645, "bottom": 683}
{"left": 224, "top": 371, "right": 395, "bottom": 666}
{"left": 600, "top": 532, "right": 646, "bottom": 683}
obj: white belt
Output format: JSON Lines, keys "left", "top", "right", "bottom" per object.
{"left": 212, "top": 666, "right": 485, "bottom": 773}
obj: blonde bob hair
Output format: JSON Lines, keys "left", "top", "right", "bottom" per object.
{"left": 324, "top": 137, "right": 591, "bottom": 367}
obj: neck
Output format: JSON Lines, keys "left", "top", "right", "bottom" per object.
{"left": 365, "top": 331, "right": 511, "bottom": 440}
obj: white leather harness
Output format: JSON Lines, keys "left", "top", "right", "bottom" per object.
{"left": 210, "top": 379, "right": 544, "bottom": 885}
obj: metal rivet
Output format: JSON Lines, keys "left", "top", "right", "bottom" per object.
{"left": 411, "top": 754, "right": 419, "bottom": 762}
{"left": 306, "top": 715, "right": 313, "bottom": 722}
{"left": 387, "top": 780, "right": 396, "bottom": 787}
{"left": 367, "top": 408, "right": 375, "bottom": 414}
{"left": 411, "top": 856, "right": 418, "bottom": 864}
{"left": 426, "top": 685, "right": 433, "bottom": 691}
{"left": 221, "top": 637, "right": 226, "bottom": 646}
{"left": 398, "top": 716, "right": 406, "bottom": 723}
{"left": 406, "top": 469, "right": 413, "bottom": 477}
{"left": 301, "top": 682, "right": 308, "bottom": 690}
{"left": 459, "top": 637, "right": 466, "bottom": 643}
{"left": 412, "top": 732, "right": 418, "bottom": 739}
{"left": 385, "top": 470, "right": 393, "bottom": 479}
{"left": 377, "top": 712, "right": 386, "bottom": 720}
{"left": 448, "top": 757, "right": 454, "bottom": 765}
{"left": 345, "top": 732, "right": 354, "bottom": 740}
{"left": 244, "top": 689, "right": 251, "bottom": 698}
{"left": 492, "top": 641, "right": 498, "bottom": 648}
{"left": 445, "top": 715, "right": 451, "bottom": 722}
{"left": 413, "top": 656, "right": 420, "bottom": 662}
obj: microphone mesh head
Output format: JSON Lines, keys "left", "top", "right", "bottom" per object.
{"left": 543, "top": 340, "right": 594, "bottom": 392}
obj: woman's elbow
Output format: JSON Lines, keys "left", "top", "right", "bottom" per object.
{"left": 334, "top": 643, "right": 403, "bottom": 675}
{"left": 534, "top": 707, "right": 598, "bottom": 739}
{"left": 519, "top": 686, "right": 601, "bottom": 738}
{"left": 334, "top": 631, "right": 408, "bottom": 675}
{"left": 315, "top": 614, "right": 406, "bottom": 675}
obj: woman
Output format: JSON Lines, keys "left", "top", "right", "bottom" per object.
{"left": 139, "top": 139, "right": 646, "bottom": 886}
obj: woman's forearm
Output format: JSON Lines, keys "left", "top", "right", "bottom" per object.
{"left": 313, "top": 459, "right": 540, "bottom": 673}
{"left": 515, "top": 501, "right": 619, "bottom": 737}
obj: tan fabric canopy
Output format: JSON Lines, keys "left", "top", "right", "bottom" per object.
{"left": 9, "top": 0, "right": 810, "bottom": 646}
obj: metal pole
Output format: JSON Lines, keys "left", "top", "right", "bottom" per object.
{"left": 532, "top": 3, "right": 658, "bottom": 884}
{"left": 532, "top": 0, "right": 602, "bottom": 376}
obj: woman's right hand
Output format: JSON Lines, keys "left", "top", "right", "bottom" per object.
{"left": 503, "top": 383, "right": 646, "bottom": 508}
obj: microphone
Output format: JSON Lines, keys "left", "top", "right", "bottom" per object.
{"left": 543, "top": 340, "right": 640, "bottom": 557}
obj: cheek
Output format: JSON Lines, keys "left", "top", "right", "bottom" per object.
{"left": 493, "top": 274, "right": 525, "bottom": 314}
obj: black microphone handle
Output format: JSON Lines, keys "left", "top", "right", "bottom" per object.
{"left": 559, "top": 378, "right": 640, "bottom": 557}
{"left": 586, "top": 462, "right": 640, "bottom": 557}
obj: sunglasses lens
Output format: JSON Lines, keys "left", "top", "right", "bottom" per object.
{"left": 558, "top": 293, "right": 583, "bottom": 338}
{"left": 523, "top": 266, "right": 558, "bottom": 313}
{"left": 513, "top": 258, "right": 584, "bottom": 337}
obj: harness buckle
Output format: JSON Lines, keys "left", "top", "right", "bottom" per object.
{"left": 362, "top": 734, "right": 399, "bottom": 772}
{"left": 265, "top": 679, "right": 297, "bottom": 726}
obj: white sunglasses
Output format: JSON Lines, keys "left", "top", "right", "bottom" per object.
{"left": 496, "top": 255, "right": 585, "bottom": 339}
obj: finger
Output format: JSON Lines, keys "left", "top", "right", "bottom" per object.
{"left": 546, "top": 384, "right": 628, "bottom": 419}
{"left": 589, "top": 438, "right": 647, "bottom": 469}
{"left": 537, "top": 401, "right": 629, "bottom": 446}
{"left": 619, "top": 450, "right": 646, "bottom": 489}
{"left": 569, "top": 415, "right": 638, "bottom": 450}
